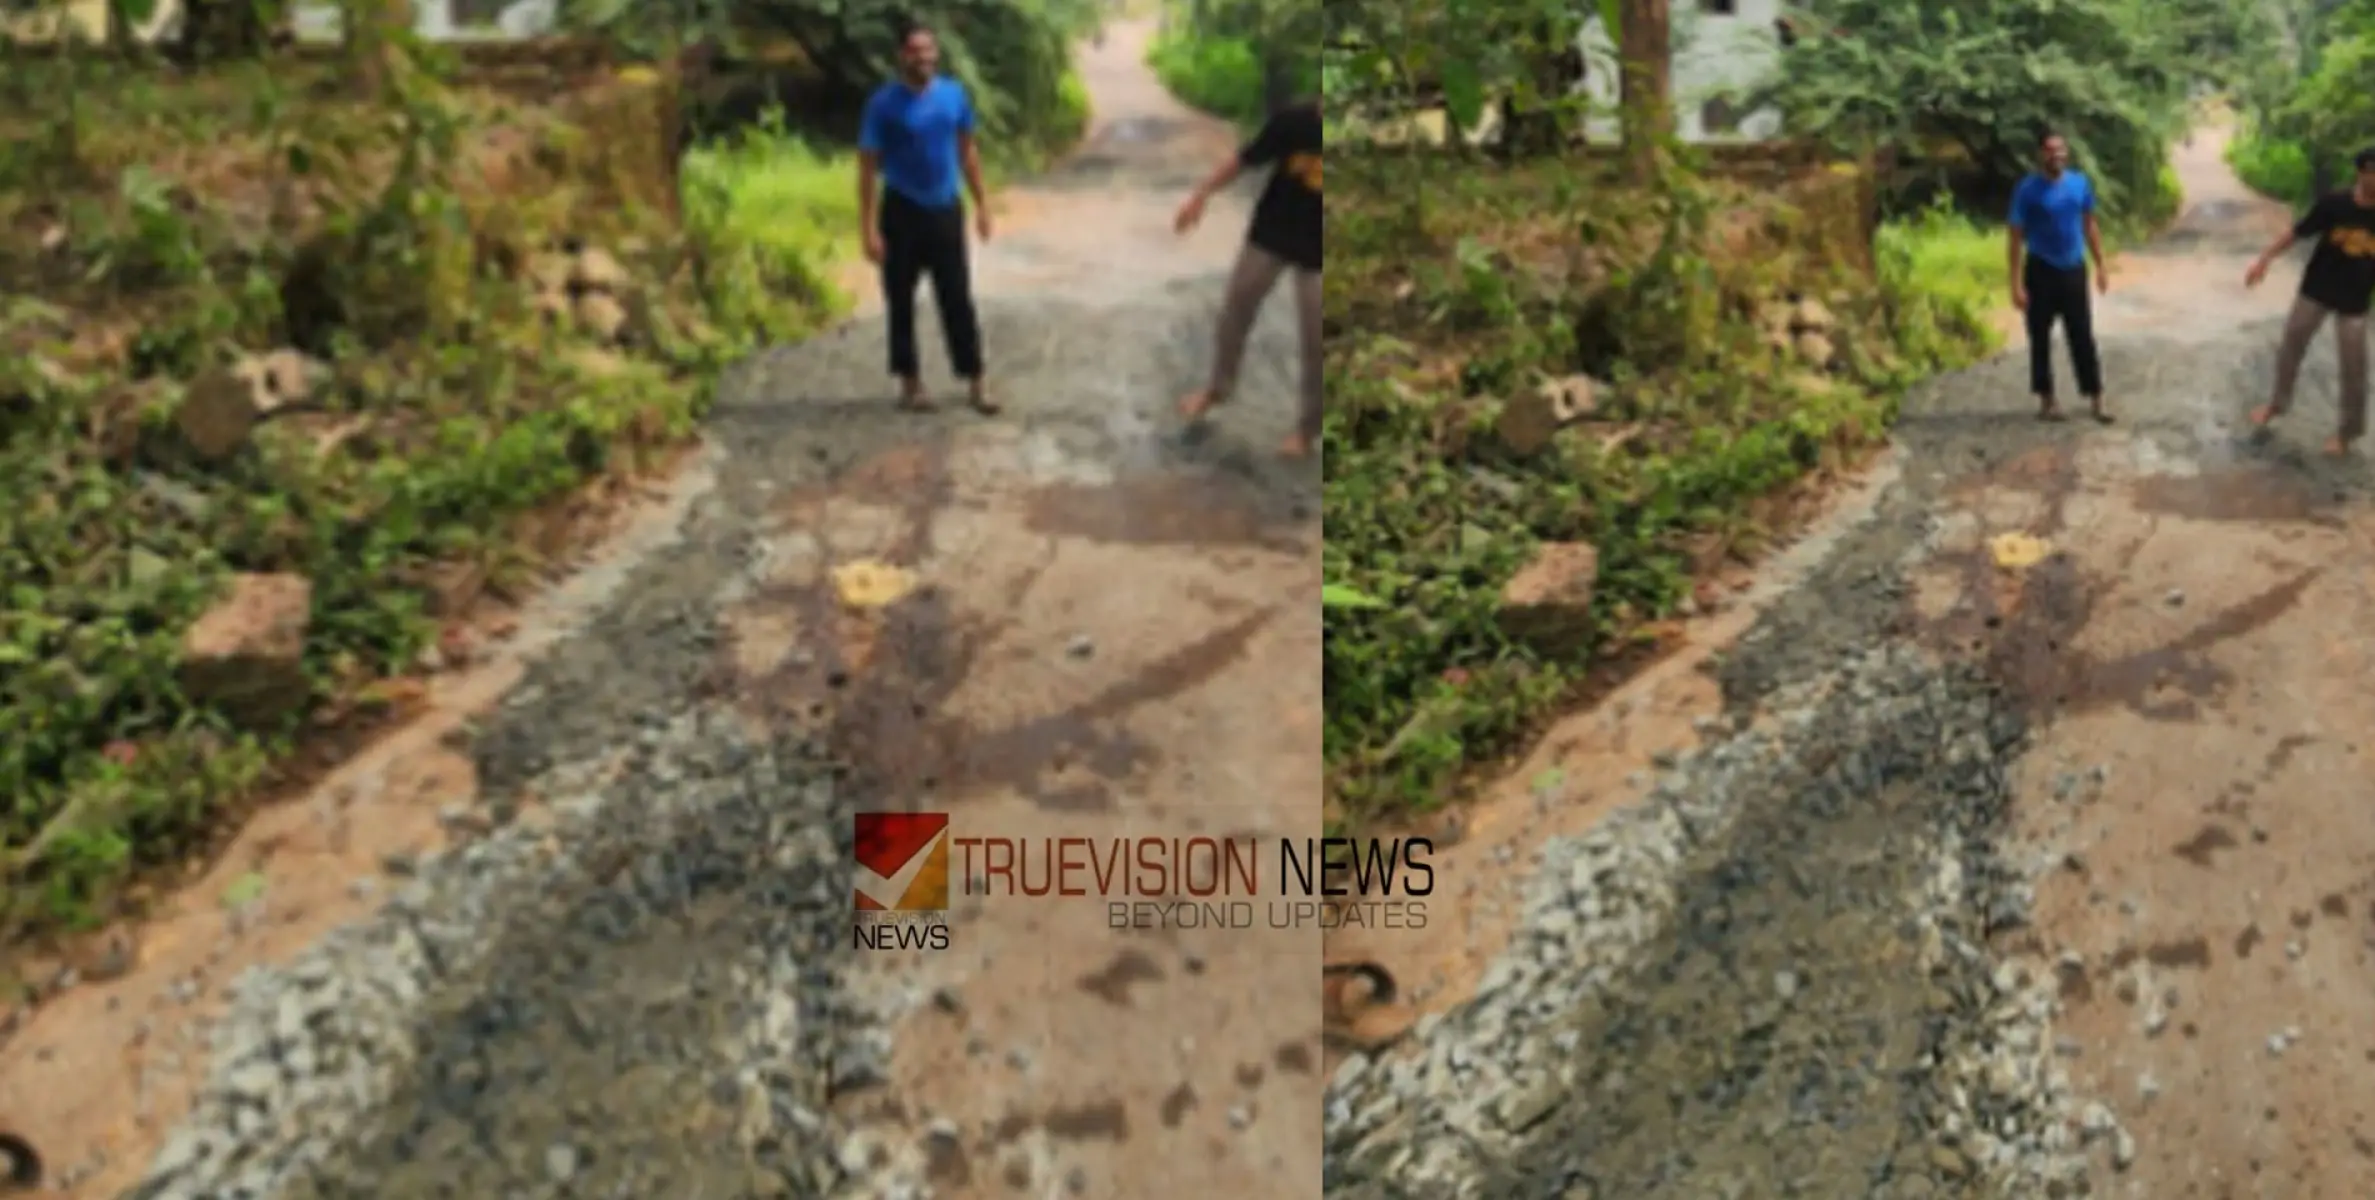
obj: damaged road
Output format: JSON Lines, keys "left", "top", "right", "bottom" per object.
{"left": 1322, "top": 126, "right": 2375, "bottom": 1199}
{"left": 0, "top": 21, "right": 1324, "bottom": 1200}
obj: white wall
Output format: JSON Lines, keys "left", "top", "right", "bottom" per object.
{"left": 1577, "top": 0, "right": 1786, "bottom": 144}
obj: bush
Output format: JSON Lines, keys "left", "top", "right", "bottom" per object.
{"left": 1148, "top": 31, "right": 1269, "bottom": 129}
{"left": 2225, "top": 125, "right": 2349, "bottom": 210}
{"left": 1874, "top": 200, "right": 2006, "bottom": 359}
{"left": 680, "top": 111, "right": 858, "bottom": 341}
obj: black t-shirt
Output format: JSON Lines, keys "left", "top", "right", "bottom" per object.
{"left": 2294, "top": 190, "right": 2375, "bottom": 316}
{"left": 1240, "top": 102, "right": 1322, "bottom": 271}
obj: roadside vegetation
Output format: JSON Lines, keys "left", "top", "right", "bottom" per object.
{"left": 2226, "top": 0, "right": 2375, "bottom": 208}
{"left": 0, "top": 0, "right": 1090, "bottom": 951}
{"left": 1144, "top": 0, "right": 1317, "bottom": 127}
{"left": 1310, "top": 0, "right": 2274, "bottom": 825}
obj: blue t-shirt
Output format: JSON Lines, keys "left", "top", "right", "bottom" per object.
{"left": 859, "top": 77, "right": 975, "bottom": 209}
{"left": 2008, "top": 170, "right": 2095, "bottom": 271}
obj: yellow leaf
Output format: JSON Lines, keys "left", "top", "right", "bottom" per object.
{"left": 831, "top": 560, "right": 919, "bottom": 610}
{"left": 1987, "top": 532, "right": 2050, "bottom": 570}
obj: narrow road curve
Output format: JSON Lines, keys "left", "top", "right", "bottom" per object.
{"left": 1324, "top": 125, "right": 2375, "bottom": 1198}
{"left": 3, "top": 21, "right": 1324, "bottom": 1199}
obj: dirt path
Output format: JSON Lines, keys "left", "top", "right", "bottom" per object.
{"left": 3, "top": 22, "right": 1323, "bottom": 1198}
{"left": 1325, "top": 126, "right": 2375, "bottom": 1198}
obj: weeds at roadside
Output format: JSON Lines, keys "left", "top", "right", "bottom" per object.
{"left": 0, "top": 46, "right": 837, "bottom": 946}
{"left": 1321, "top": 151, "right": 1996, "bottom": 827}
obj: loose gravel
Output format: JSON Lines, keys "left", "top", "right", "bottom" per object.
{"left": 117, "top": 288, "right": 1309, "bottom": 1200}
{"left": 1323, "top": 319, "right": 2374, "bottom": 1200}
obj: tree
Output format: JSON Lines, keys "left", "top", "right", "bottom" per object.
{"left": 1616, "top": 0, "right": 1670, "bottom": 178}
{"left": 557, "top": 0, "right": 1094, "bottom": 151}
{"left": 171, "top": 0, "right": 287, "bottom": 60}
{"left": 1756, "top": 0, "right": 2223, "bottom": 218}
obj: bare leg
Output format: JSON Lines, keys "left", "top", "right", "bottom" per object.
{"left": 1182, "top": 244, "right": 1288, "bottom": 422}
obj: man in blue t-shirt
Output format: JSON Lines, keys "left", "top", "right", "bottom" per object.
{"left": 2008, "top": 130, "right": 2112, "bottom": 423}
{"left": 858, "top": 23, "right": 997, "bottom": 414}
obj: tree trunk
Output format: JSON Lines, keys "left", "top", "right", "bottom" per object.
{"left": 1617, "top": 0, "right": 1673, "bottom": 181}
{"left": 175, "top": 0, "right": 278, "bottom": 61}
{"left": 344, "top": 0, "right": 414, "bottom": 98}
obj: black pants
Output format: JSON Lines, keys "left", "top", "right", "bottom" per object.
{"left": 2023, "top": 258, "right": 2102, "bottom": 400}
{"left": 880, "top": 190, "right": 983, "bottom": 380}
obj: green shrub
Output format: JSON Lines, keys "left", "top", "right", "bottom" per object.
{"left": 2226, "top": 126, "right": 2347, "bottom": 209}
{"left": 1148, "top": 32, "right": 1270, "bottom": 129}
{"left": 1874, "top": 199, "right": 2005, "bottom": 359}
{"left": 680, "top": 110, "right": 857, "bottom": 342}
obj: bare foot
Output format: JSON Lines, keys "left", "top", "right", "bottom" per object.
{"left": 2247, "top": 404, "right": 2279, "bottom": 427}
{"left": 1278, "top": 430, "right": 1314, "bottom": 459}
{"left": 1177, "top": 389, "right": 1223, "bottom": 423}
{"left": 898, "top": 381, "right": 935, "bottom": 412}
{"left": 2325, "top": 435, "right": 2355, "bottom": 458}
{"left": 2089, "top": 399, "right": 2115, "bottom": 425}
{"left": 967, "top": 381, "right": 1002, "bottom": 415}
{"left": 2037, "top": 402, "right": 2067, "bottom": 423}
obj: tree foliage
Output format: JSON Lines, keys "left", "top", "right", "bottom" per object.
{"left": 1177, "top": 0, "right": 1322, "bottom": 108}
{"left": 558, "top": 0, "right": 1095, "bottom": 148}
{"left": 1758, "top": 0, "right": 2276, "bottom": 219}
{"left": 2242, "top": 0, "right": 2375, "bottom": 194}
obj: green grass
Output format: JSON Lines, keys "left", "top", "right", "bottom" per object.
{"left": 1321, "top": 153, "right": 1994, "bottom": 825}
{"left": 680, "top": 112, "right": 860, "bottom": 339}
{"left": 2225, "top": 125, "right": 2347, "bottom": 210}
{"left": 1147, "top": 30, "right": 1290, "bottom": 130}
{"left": 1875, "top": 199, "right": 2008, "bottom": 357}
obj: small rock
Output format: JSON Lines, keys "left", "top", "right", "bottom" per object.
{"left": 173, "top": 365, "right": 278, "bottom": 460}
{"left": 574, "top": 291, "right": 632, "bottom": 344}
{"left": 569, "top": 246, "right": 630, "bottom": 293}
{"left": 1226, "top": 1104, "right": 1251, "bottom": 1130}
{"left": 178, "top": 573, "right": 314, "bottom": 729}
{"left": 2079, "top": 1102, "right": 2118, "bottom": 1137}
{"left": 1794, "top": 330, "right": 1837, "bottom": 369}
{"left": 2164, "top": 588, "right": 2185, "bottom": 607}
{"left": 1929, "top": 1144, "right": 1969, "bottom": 1179}
{"left": 1496, "top": 541, "right": 1600, "bottom": 656}
{"left": 1065, "top": 633, "right": 1095, "bottom": 660}
{"left": 2112, "top": 1127, "right": 2137, "bottom": 1171}
{"left": 1772, "top": 969, "right": 1800, "bottom": 1001}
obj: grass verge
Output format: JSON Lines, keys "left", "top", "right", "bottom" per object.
{"left": 1322, "top": 152, "right": 1995, "bottom": 826}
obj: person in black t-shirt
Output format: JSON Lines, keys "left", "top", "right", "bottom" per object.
{"left": 1174, "top": 99, "right": 1323, "bottom": 458}
{"left": 2245, "top": 146, "right": 2375, "bottom": 456}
